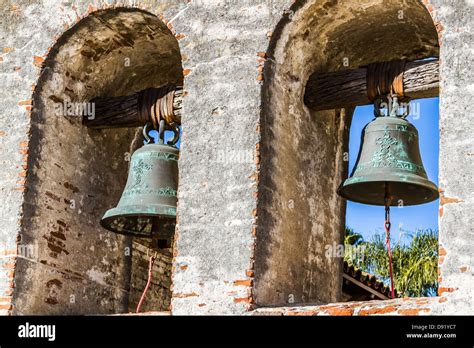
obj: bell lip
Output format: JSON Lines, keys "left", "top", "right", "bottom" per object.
{"left": 337, "top": 178, "right": 439, "bottom": 206}
{"left": 135, "top": 142, "right": 180, "bottom": 152}
{"left": 100, "top": 204, "right": 177, "bottom": 237}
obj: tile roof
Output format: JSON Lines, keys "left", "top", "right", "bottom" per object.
{"left": 343, "top": 261, "right": 398, "bottom": 300}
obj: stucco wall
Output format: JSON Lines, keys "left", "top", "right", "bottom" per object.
{"left": 0, "top": 0, "right": 472, "bottom": 315}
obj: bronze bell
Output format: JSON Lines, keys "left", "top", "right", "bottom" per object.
{"left": 338, "top": 98, "right": 439, "bottom": 206}
{"left": 101, "top": 122, "right": 179, "bottom": 241}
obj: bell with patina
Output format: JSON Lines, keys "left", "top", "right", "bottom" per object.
{"left": 338, "top": 112, "right": 438, "bottom": 206}
{"left": 100, "top": 141, "right": 178, "bottom": 238}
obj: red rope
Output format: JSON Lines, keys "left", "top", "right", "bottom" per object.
{"left": 385, "top": 205, "right": 395, "bottom": 299}
{"left": 136, "top": 253, "right": 156, "bottom": 313}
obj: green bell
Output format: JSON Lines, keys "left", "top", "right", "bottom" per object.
{"left": 338, "top": 99, "right": 438, "bottom": 206}
{"left": 101, "top": 123, "right": 179, "bottom": 240}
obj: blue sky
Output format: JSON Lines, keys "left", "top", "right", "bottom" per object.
{"left": 346, "top": 98, "right": 439, "bottom": 244}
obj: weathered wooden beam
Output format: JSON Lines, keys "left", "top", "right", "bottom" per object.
{"left": 83, "top": 87, "right": 183, "bottom": 129}
{"left": 304, "top": 59, "right": 439, "bottom": 111}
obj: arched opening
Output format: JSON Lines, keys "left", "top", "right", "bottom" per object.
{"left": 255, "top": 0, "right": 439, "bottom": 306}
{"left": 343, "top": 97, "right": 439, "bottom": 301}
{"left": 14, "top": 8, "right": 183, "bottom": 314}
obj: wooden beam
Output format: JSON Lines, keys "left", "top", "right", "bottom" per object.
{"left": 83, "top": 87, "right": 183, "bottom": 129}
{"left": 342, "top": 274, "right": 389, "bottom": 300}
{"left": 304, "top": 59, "right": 439, "bottom": 111}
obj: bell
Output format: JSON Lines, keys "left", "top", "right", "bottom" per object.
{"left": 338, "top": 102, "right": 438, "bottom": 206}
{"left": 101, "top": 124, "right": 179, "bottom": 240}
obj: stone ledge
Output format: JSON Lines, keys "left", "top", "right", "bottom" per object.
{"left": 250, "top": 297, "right": 443, "bottom": 316}
{"left": 116, "top": 311, "right": 171, "bottom": 316}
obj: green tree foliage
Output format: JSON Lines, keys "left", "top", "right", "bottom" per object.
{"left": 344, "top": 227, "right": 438, "bottom": 297}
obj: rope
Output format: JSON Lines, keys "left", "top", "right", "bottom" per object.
{"left": 136, "top": 252, "right": 157, "bottom": 313}
{"left": 138, "top": 85, "right": 181, "bottom": 130}
{"left": 367, "top": 60, "right": 407, "bottom": 102}
{"left": 384, "top": 185, "right": 396, "bottom": 299}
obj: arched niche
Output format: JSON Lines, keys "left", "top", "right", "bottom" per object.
{"left": 14, "top": 8, "right": 183, "bottom": 314}
{"left": 254, "top": 0, "right": 439, "bottom": 306}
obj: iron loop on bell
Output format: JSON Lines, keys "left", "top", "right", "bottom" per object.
{"left": 374, "top": 95, "right": 410, "bottom": 119}
{"left": 142, "top": 121, "right": 180, "bottom": 147}
{"left": 143, "top": 122, "right": 154, "bottom": 144}
{"left": 167, "top": 123, "right": 180, "bottom": 146}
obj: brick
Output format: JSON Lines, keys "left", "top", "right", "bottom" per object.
{"left": 413, "top": 299, "right": 429, "bottom": 304}
{"left": 359, "top": 306, "right": 397, "bottom": 315}
{"left": 1, "top": 263, "right": 15, "bottom": 269}
{"left": 398, "top": 308, "right": 430, "bottom": 315}
{"left": 0, "top": 249, "right": 18, "bottom": 256}
{"left": 251, "top": 226, "right": 257, "bottom": 237}
{"left": 440, "top": 196, "right": 463, "bottom": 205}
{"left": 233, "top": 279, "right": 252, "bottom": 286}
{"left": 0, "top": 304, "right": 12, "bottom": 310}
{"left": 233, "top": 297, "right": 250, "bottom": 303}
{"left": 438, "top": 287, "right": 456, "bottom": 295}
{"left": 33, "top": 55, "right": 44, "bottom": 67}
{"left": 326, "top": 307, "right": 353, "bottom": 316}
{"left": 286, "top": 310, "right": 317, "bottom": 316}
{"left": 173, "top": 292, "right": 198, "bottom": 298}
